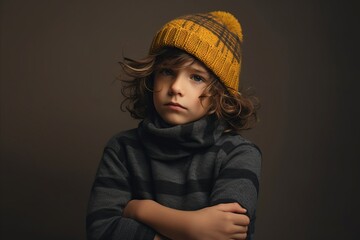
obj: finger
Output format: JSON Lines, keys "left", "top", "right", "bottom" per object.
{"left": 233, "top": 213, "right": 250, "bottom": 226}
{"left": 230, "top": 232, "right": 247, "bottom": 240}
{"left": 227, "top": 222, "right": 248, "bottom": 233}
{"left": 217, "top": 202, "right": 247, "bottom": 214}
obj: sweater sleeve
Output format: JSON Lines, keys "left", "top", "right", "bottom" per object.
{"left": 86, "top": 136, "right": 156, "bottom": 240}
{"left": 209, "top": 141, "right": 262, "bottom": 239}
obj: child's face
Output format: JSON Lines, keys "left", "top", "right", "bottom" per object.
{"left": 153, "top": 60, "right": 212, "bottom": 125}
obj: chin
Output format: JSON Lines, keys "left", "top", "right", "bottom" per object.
{"left": 161, "top": 116, "right": 189, "bottom": 126}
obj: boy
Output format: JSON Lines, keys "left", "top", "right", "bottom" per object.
{"left": 87, "top": 11, "right": 261, "bottom": 240}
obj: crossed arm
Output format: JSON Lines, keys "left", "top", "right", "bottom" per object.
{"left": 87, "top": 136, "right": 261, "bottom": 240}
{"left": 123, "top": 199, "right": 250, "bottom": 240}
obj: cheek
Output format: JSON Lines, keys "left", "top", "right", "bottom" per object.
{"left": 196, "top": 88, "right": 211, "bottom": 108}
{"left": 191, "top": 95, "right": 209, "bottom": 113}
{"left": 201, "top": 96, "right": 216, "bottom": 113}
{"left": 199, "top": 97, "right": 211, "bottom": 111}
{"left": 153, "top": 91, "right": 161, "bottom": 107}
{"left": 153, "top": 80, "right": 160, "bottom": 92}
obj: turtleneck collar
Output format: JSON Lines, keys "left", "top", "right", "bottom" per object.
{"left": 137, "top": 114, "right": 225, "bottom": 161}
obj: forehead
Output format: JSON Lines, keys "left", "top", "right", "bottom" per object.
{"left": 157, "top": 53, "right": 210, "bottom": 73}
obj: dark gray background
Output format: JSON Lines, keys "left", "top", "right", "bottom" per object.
{"left": 1, "top": 0, "right": 359, "bottom": 239}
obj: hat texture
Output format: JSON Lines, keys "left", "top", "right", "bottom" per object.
{"left": 150, "top": 11, "right": 243, "bottom": 92}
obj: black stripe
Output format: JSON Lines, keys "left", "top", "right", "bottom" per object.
{"left": 130, "top": 177, "right": 154, "bottom": 198}
{"left": 220, "top": 140, "right": 237, "bottom": 154}
{"left": 131, "top": 178, "right": 213, "bottom": 196}
{"left": 179, "top": 13, "right": 242, "bottom": 62}
{"left": 93, "top": 176, "right": 130, "bottom": 192}
{"left": 205, "top": 13, "right": 242, "bottom": 62}
{"left": 155, "top": 179, "right": 212, "bottom": 195}
{"left": 218, "top": 168, "right": 259, "bottom": 194}
{"left": 86, "top": 209, "right": 119, "bottom": 226}
{"left": 209, "top": 141, "right": 257, "bottom": 155}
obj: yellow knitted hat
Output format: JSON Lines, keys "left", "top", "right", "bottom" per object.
{"left": 150, "top": 11, "right": 243, "bottom": 93}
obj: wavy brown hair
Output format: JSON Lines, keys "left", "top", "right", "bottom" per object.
{"left": 119, "top": 47, "right": 259, "bottom": 132}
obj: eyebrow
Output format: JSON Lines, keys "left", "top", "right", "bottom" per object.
{"left": 189, "top": 64, "right": 211, "bottom": 77}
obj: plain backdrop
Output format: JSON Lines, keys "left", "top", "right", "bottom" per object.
{"left": 1, "top": 0, "right": 359, "bottom": 239}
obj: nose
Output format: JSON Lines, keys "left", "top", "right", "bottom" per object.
{"left": 168, "top": 75, "right": 184, "bottom": 96}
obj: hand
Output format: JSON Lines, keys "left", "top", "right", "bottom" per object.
{"left": 186, "top": 203, "right": 249, "bottom": 240}
{"left": 123, "top": 200, "right": 249, "bottom": 240}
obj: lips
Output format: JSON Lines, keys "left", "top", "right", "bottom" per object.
{"left": 165, "top": 102, "right": 186, "bottom": 109}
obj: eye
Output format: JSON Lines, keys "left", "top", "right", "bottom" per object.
{"left": 158, "top": 68, "right": 173, "bottom": 76}
{"left": 191, "top": 74, "right": 205, "bottom": 83}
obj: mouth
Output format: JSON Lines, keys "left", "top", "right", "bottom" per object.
{"left": 164, "top": 102, "right": 186, "bottom": 109}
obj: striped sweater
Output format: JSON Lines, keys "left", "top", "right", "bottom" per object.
{"left": 86, "top": 115, "right": 261, "bottom": 240}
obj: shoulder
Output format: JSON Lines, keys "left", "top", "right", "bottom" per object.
{"left": 215, "top": 132, "right": 262, "bottom": 157}
{"left": 214, "top": 132, "right": 262, "bottom": 172}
